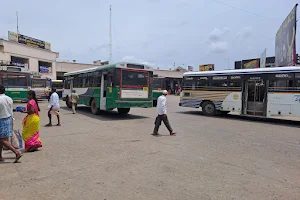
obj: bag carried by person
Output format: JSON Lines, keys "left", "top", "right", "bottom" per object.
{"left": 3, "top": 130, "right": 23, "bottom": 150}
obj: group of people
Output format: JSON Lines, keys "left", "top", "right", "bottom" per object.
{"left": 0, "top": 83, "right": 172, "bottom": 163}
{"left": 0, "top": 85, "right": 70, "bottom": 163}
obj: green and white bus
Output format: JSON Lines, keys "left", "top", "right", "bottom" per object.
{"left": 63, "top": 62, "right": 153, "bottom": 115}
{"left": 152, "top": 75, "right": 165, "bottom": 106}
{"left": 0, "top": 67, "right": 31, "bottom": 102}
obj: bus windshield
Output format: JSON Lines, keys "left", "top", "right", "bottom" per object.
{"left": 122, "top": 70, "right": 148, "bottom": 87}
{"left": 153, "top": 78, "right": 163, "bottom": 89}
{"left": 32, "top": 79, "right": 45, "bottom": 88}
{"left": 3, "top": 74, "right": 28, "bottom": 88}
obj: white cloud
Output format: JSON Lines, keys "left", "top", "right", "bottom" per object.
{"left": 208, "top": 27, "right": 230, "bottom": 42}
{"left": 236, "top": 26, "right": 253, "bottom": 39}
{"left": 207, "top": 27, "right": 230, "bottom": 54}
{"left": 209, "top": 41, "right": 229, "bottom": 54}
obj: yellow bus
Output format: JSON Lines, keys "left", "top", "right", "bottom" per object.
{"left": 51, "top": 80, "right": 63, "bottom": 98}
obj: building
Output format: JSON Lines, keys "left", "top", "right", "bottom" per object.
{"left": 0, "top": 39, "right": 59, "bottom": 79}
{"left": 235, "top": 55, "right": 300, "bottom": 69}
{"left": 153, "top": 69, "right": 184, "bottom": 94}
{"left": 56, "top": 60, "right": 109, "bottom": 80}
{"left": 235, "top": 56, "right": 275, "bottom": 69}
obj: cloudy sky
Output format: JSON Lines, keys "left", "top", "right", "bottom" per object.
{"left": 0, "top": 0, "right": 299, "bottom": 70}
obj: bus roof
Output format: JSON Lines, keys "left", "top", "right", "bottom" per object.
{"left": 0, "top": 70, "right": 31, "bottom": 74}
{"left": 64, "top": 62, "right": 153, "bottom": 77}
{"left": 184, "top": 66, "right": 300, "bottom": 77}
{"left": 153, "top": 75, "right": 165, "bottom": 78}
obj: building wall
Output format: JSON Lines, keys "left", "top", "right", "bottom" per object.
{"left": 0, "top": 39, "right": 59, "bottom": 79}
{"left": 56, "top": 62, "right": 97, "bottom": 73}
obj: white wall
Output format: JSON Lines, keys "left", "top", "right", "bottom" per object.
{"left": 0, "top": 39, "right": 59, "bottom": 79}
{"left": 56, "top": 62, "right": 97, "bottom": 73}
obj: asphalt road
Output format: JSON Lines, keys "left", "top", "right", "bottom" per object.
{"left": 0, "top": 96, "right": 300, "bottom": 200}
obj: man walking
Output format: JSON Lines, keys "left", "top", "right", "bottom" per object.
{"left": 70, "top": 90, "right": 79, "bottom": 114}
{"left": 0, "top": 85, "right": 22, "bottom": 163}
{"left": 46, "top": 88, "right": 61, "bottom": 126}
{"left": 153, "top": 90, "right": 176, "bottom": 136}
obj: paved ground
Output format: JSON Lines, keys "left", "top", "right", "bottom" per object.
{"left": 1, "top": 96, "right": 300, "bottom": 200}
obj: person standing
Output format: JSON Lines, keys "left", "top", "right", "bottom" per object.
{"left": 46, "top": 88, "right": 61, "bottom": 126}
{"left": 0, "top": 85, "right": 23, "bottom": 163}
{"left": 70, "top": 90, "right": 79, "bottom": 114}
{"left": 153, "top": 90, "right": 176, "bottom": 136}
{"left": 22, "top": 90, "right": 42, "bottom": 152}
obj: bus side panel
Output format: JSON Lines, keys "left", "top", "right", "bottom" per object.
{"left": 220, "top": 92, "right": 242, "bottom": 113}
{"left": 78, "top": 88, "right": 101, "bottom": 107}
{"left": 180, "top": 90, "right": 232, "bottom": 109}
{"left": 5, "top": 89, "right": 28, "bottom": 102}
{"left": 267, "top": 93, "right": 300, "bottom": 117}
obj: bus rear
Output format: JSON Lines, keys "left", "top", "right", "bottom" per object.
{"left": 110, "top": 66, "right": 153, "bottom": 111}
{"left": 52, "top": 80, "right": 63, "bottom": 98}
{"left": 0, "top": 71, "right": 31, "bottom": 102}
{"left": 31, "top": 78, "right": 51, "bottom": 99}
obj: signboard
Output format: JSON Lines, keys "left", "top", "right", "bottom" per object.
{"left": 188, "top": 66, "right": 193, "bottom": 71}
{"left": 275, "top": 5, "right": 297, "bottom": 67}
{"left": 8, "top": 31, "right": 51, "bottom": 50}
{"left": 121, "top": 90, "right": 148, "bottom": 99}
{"left": 199, "top": 64, "right": 214, "bottom": 71}
{"left": 243, "top": 59, "right": 259, "bottom": 69}
{"left": 260, "top": 48, "right": 267, "bottom": 68}
{"left": 39, "top": 66, "right": 50, "bottom": 73}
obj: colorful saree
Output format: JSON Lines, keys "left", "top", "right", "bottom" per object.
{"left": 22, "top": 100, "right": 42, "bottom": 150}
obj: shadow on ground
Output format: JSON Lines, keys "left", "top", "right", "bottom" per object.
{"left": 177, "top": 110, "right": 300, "bottom": 128}
{"left": 60, "top": 106, "right": 149, "bottom": 121}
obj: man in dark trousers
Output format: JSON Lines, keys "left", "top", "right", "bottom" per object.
{"left": 153, "top": 90, "right": 176, "bottom": 136}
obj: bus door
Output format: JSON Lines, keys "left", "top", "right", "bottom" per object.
{"left": 242, "top": 75, "right": 267, "bottom": 116}
{"left": 70, "top": 77, "right": 74, "bottom": 92}
{"left": 100, "top": 73, "right": 107, "bottom": 110}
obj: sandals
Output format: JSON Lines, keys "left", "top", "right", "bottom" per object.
{"left": 14, "top": 153, "right": 23, "bottom": 163}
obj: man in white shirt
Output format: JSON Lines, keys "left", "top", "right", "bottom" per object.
{"left": 153, "top": 90, "right": 176, "bottom": 136}
{"left": 0, "top": 85, "right": 22, "bottom": 162}
{"left": 46, "top": 88, "right": 61, "bottom": 126}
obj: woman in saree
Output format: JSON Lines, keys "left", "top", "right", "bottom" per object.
{"left": 22, "top": 90, "right": 42, "bottom": 152}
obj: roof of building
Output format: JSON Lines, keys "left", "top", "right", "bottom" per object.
{"left": 153, "top": 70, "right": 184, "bottom": 78}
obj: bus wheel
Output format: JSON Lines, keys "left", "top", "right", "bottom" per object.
{"left": 220, "top": 111, "right": 230, "bottom": 115}
{"left": 118, "top": 108, "right": 130, "bottom": 115}
{"left": 66, "top": 97, "right": 72, "bottom": 108}
{"left": 91, "top": 99, "right": 100, "bottom": 115}
{"left": 202, "top": 101, "right": 216, "bottom": 116}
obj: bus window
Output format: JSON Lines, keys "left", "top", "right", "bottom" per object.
{"left": 122, "top": 70, "right": 148, "bottom": 87}
{"left": 268, "top": 73, "right": 294, "bottom": 92}
{"left": 183, "top": 77, "right": 195, "bottom": 90}
{"left": 4, "top": 75, "right": 27, "bottom": 88}
{"left": 153, "top": 78, "right": 163, "bottom": 90}
{"left": 31, "top": 79, "right": 45, "bottom": 88}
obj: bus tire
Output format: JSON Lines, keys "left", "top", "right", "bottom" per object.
{"left": 91, "top": 99, "right": 100, "bottom": 115}
{"left": 220, "top": 111, "right": 230, "bottom": 115}
{"left": 202, "top": 101, "right": 216, "bottom": 116}
{"left": 66, "top": 96, "right": 72, "bottom": 108}
{"left": 118, "top": 108, "right": 130, "bottom": 115}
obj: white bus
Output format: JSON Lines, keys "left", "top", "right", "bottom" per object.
{"left": 179, "top": 66, "right": 300, "bottom": 117}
